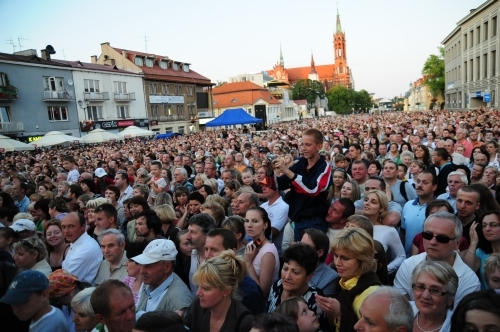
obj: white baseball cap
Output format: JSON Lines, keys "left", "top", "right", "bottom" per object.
{"left": 9, "top": 219, "right": 36, "bottom": 232}
{"left": 132, "top": 239, "right": 178, "bottom": 265}
{"left": 94, "top": 168, "right": 107, "bottom": 178}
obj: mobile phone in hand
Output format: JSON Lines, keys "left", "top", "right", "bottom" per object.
{"left": 254, "top": 238, "right": 262, "bottom": 248}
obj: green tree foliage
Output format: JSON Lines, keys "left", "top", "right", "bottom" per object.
{"left": 326, "top": 86, "right": 372, "bottom": 114}
{"left": 422, "top": 47, "right": 445, "bottom": 99}
{"left": 292, "top": 79, "right": 325, "bottom": 108}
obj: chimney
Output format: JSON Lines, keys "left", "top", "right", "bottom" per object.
{"left": 122, "top": 50, "right": 127, "bottom": 58}
{"left": 40, "top": 49, "right": 50, "bottom": 60}
{"left": 91, "top": 55, "right": 97, "bottom": 63}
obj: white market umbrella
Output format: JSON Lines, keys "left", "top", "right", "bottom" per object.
{"left": 0, "top": 135, "right": 35, "bottom": 152}
{"left": 29, "top": 131, "right": 80, "bottom": 147}
{"left": 117, "top": 125, "right": 154, "bottom": 139}
{"left": 80, "top": 129, "right": 121, "bottom": 144}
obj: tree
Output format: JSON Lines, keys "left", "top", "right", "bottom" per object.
{"left": 353, "top": 90, "right": 372, "bottom": 112}
{"left": 292, "top": 79, "right": 325, "bottom": 109}
{"left": 422, "top": 47, "right": 445, "bottom": 99}
{"left": 216, "top": 80, "right": 227, "bottom": 87}
{"left": 326, "top": 85, "right": 352, "bottom": 114}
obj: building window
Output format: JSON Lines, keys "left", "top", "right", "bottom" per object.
{"left": 134, "top": 57, "right": 144, "bottom": 66}
{"left": 464, "top": 34, "right": 468, "bottom": 50}
{"left": 183, "top": 64, "right": 189, "bottom": 72}
{"left": 47, "top": 106, "right": 68, "bottom": 121}
{"left": 493, "top": 17, "right": 498, "bottom": 37}
{"left": 160, "top": 61, "right": 167, "bottom": 69}
{"left": 476, "top": 56, "right": 480, "bottom": 80}
{"left": 84, "top": 79, "right": 100, "bottom": 93}
{"left": 0, "top": 73, "right": 7, "bottom": 86}
{"left": 492, "top": 50, "right": 497, "bottom": 77}
{"left": 162, "top": 84, "right": 169, "bottom": 95}
{"left": 114, "top": 81, "right": 127, "bottom": 94}
{"left": 116, "top": 105, "right": 129, "bottom": 119}
{"left": 484, "top": 53, "right": 488, "bottom": 78}
{"left": 176, "top": 105, "right": 184, "bottom": 115}
{"left": 178, "top": 126, "right": 185, "bottom": 134}
{"left": 151, "top": 105, "right": 159, "bottom": 117}
{"left": 148, "top": 84, "right": 157, "bottom": 95}
{"left": 164, "top": 105, "right": 170, "bottom": 115}
{"left": 145, "top": 58, "right": 154, "bottom": 67}
{"left": 485, "top": 22, "right": 489, "bottom": 40}
{"left": 0, "top": 106, "right": 11, "bottom": 122}
{"left": 464, "top": 61, "right": 468, "bottom": 82}
{"left": 470, "top": 59, "right": 474, "bottom": 81}
{"left": 172, "top": 62, "right": 179, "bottom": 70}
{"left": 477, "top": 26, "right": 481, "bottom": 44}
{"left": 470, "top": 30, "right": 474, "bottom": 47}
{"left": 165, "top": 127, "right": 173, "bottom": 134}
{"left": 43, "top": 77, "right": 64, "bottom": 91}
{"left": 87, "top": 106, "right": 103, "bottom": 120}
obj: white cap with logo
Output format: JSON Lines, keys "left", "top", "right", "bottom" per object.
{"left": 9, "top": 219, "right": 36, "bottom": 232}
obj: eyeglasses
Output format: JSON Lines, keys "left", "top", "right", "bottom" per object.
{"left": 421, "top": 231, "right": 456, "bottom": 244}
{"left": 482, "top": 222, "right": 500, "bottom": 229}
{"left": 412, "top": 283, "right": 449, "bottom": 296}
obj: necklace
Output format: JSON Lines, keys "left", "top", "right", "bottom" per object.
{"left": 416, "top": 313, "right": 443, "bottom": 332}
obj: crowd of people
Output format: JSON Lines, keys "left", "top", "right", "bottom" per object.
{"left": 0, "top": 108, "right": 500, "bottom": 332}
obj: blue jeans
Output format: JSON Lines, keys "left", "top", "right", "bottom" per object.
{"left": 293, "top": 217, "right": 328, "bottom": 241}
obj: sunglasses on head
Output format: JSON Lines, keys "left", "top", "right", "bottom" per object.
{"left": 421, "top": 231, "right": 456, "bottom": 244}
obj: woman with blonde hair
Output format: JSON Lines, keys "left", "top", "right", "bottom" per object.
{"left": 362, "top": 190, "right": 406, "bottom": 274}
{"left": 185, "top": 250, "right": 254, "bottom": 332}
{"left": 154, "top": 204, "right": 179, "bottom": 240}
{"left": 13, "top": 236, "right": 52, "bottom": 277}
{"left": 193, "top": 173, "right": 209, "bottom": 191}
{"left": 85, "top": 197, "right": 110, "bottom": 239}
{"left": 315, "top": 228, "right": 381, "bottom": 331}
{"left": 340, "top": 180, "right": 361, "bottom": 202}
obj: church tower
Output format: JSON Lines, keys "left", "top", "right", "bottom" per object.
{"left": 308, "top": 52, "right": 319, "bottom": 81}
{"left": 333, "top": 7, "right": 351, "bottom": 88}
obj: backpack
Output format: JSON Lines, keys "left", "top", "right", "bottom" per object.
{"left": 400, "top": 180, "right": 409, "bottom": 202}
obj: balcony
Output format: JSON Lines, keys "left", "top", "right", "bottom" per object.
{"left": 114, "top": 92, "right": 136, "bottom": 101}
{"left": 0, "top": 122, "right": 24, "bottom": 134}
{"left": 152, "top": 115, "right": 186, "bottom": 122}
{"left": 0, "top": 86, "right": 19, "bottom": 101}
{"left": 84, "top": 92, "right": 109, "bottom": 101}
{"left": 43, "top": 90, "right": 73, "bottom": 101}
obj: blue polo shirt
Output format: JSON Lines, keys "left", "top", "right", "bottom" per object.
{"left": 436, "top": 193, "right": 457, "bottom": 213}
{"left": 15, "top": 196, "right": 29, "bottom": 213}
{"left": 402, "top": 198, "right": 429, "bottom": 257}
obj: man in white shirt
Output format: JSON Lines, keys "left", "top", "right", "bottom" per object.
{"left": 133, "top": 239, "right": 193, "bottom": 315}
{"left": 61, "top": 212, "right": 103, "bottom": 284}
{"left": 259, "top": 176, "right": 289, "bottom": 256}
{"left": 394, "top": 211, "right": 480, "bottom": 306}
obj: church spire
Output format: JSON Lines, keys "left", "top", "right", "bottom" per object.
{"left": 310, "top": 51, "right": 317, "bottom": 74}
{"left": 279, "top": 43, "right": 284, "bottom": 67}
{"left": 336, "top": 4, "right": 342, "bottom": 33}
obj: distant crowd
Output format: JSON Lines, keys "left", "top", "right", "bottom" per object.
{"left": 0, "top": 107, "right": 499, "bottom": 332}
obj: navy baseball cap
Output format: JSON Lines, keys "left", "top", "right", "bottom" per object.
{"left": 0, "top": 270, "right": 49, "bottom": 305}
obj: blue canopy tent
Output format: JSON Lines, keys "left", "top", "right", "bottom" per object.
{"left": 205, "top": 108, "right": 262, "bottom": 127}
{"left": 155, "top": 133, "right": 182, "bottom": 139}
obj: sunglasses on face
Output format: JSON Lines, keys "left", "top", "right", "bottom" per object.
{"left": 421, "top": 231, "right": 456, "bottom": 244}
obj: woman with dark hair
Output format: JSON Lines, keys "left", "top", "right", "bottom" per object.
{"left": 122, "top": 241, "right": 148, "bottom": 305}
{"left": 413, "top": 145, "right": 436, "bottom": 176}
{"left": 455, "top": 164, "right": 472, "bottom": 185}
{"left": 44, "top": 219, "right": 70, "bottom": 271}
{"left": 244, "top": 207, "right": 280, "bottom": 298}
{"left": 469, "top": 183, "right": 500, "bottom": 216}
{"left": 0, "top": 262, "right": 29, "bottom": 331}
{"left": 0, "top": 192, "right": 19, "bottom": 216}
{"left": 267, "top": 244, "right": 326, "bottom": 330}
{"left": 399, "top": 142, "right": 412, "bottom": 154}
{"left": 79, "top": 179, "right": 101, "bottom": 199}
{"left": 367, "top": 160, "right": 382, "bottom": 177}
{"left": 485, "top": 141, "right": 499, "bottom": 167}
{"left": 33, "top": 198, "right": 51, "bottom": 231}
{"left": 462, "top": 210, "right": 500, "bottom": 289}
{"left": 450, "top": 290, "right": 500, "bottom": 332}
{"left": 470, "top": 145, "right": 489, "bottom": 169}
{"left": 471, "top": 163, "right": 486, "bottom": 184}
{"left": 387, "top": 142, "right": 400, "bottom": 163}
{"left": 126, "top": 196, "right": 151, "bottom": 242}
{"left": 173, "top": 229, "right": 193, "bottom": 289}
{"left": 198, "top": 184, "right": 214, "bottom": 200}
{"left": 275, "top": 297, "right": 321, "bottom": 332}
{"left": 369, "top": 135, "right": 380, "bottom": 155}
{"left": 327, "top": 168, "right": 348, "bottom": 203}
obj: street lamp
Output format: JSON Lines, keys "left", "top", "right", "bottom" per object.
{"left": 78, "top": 98, "right": 92, "bottom": 132}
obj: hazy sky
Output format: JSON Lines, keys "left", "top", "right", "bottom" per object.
{"left": 0, "top": 0, "right": 485, "bottom": 98}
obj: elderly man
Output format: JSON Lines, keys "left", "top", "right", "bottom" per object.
{"left": 231, "top": 191, "right": 259, "bottom": 218}
{"left": 436, "top": 171, "right": 468, "bottom": 212}
{"left": 444, "top": 139, "right": 466, "bottom": 165}
{"left": 94, "top": 229, "right": 128, "bottom": 285}
{"left": 133, "top": 239, "right": 193, "bottom": 315}
{"left": 61, "top": 212, "right": 103, "bottom": 283}
{"left": 91, "top": 280, "right": 136, "bottom": 332}
{"left": 394, "top": 211, "right": 480, "bottom": 306}
{"left": 204, "top": 161, "right": 224, "bottom": 193}
{"left": 354, "top": 286, "right": 414, "bottom": 332}
{"left": 173, "top": 167, "right": 194, "bottom": 192}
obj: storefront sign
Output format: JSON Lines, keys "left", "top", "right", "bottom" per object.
{"left": 94, "top": 119, "right": 149, "bottom": 130}
{"left": 149, "top": 95, "right": 184, "bottom": 104}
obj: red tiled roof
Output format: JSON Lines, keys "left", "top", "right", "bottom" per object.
{"left": 213, "top": 81, "right": 267, "bottom": 94}
{"left": 213, "top": 82, "right": 281, "bottom": 109}
{"left": 294, "top": 99, "right": 307, "bottom": 105}
{"left": 285, "top": 64, "right": 335, "bottom": 81}
{"left": 52, "top": 59, "right": 140, "bottom": 75}
{"left": 111, "top": 46, "right": 212, "bottom": 86}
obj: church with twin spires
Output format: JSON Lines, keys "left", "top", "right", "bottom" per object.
{"left": 266, "top": 9, "right": 353, "bottom": 91}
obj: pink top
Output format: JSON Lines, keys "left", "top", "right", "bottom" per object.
{"left": 251, "top": 242, "right": 280, "bottom": 284}
{"left": 122, "top": 276, "right": 140, "bottom": 305}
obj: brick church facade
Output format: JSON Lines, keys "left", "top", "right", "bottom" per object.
{"left": 266, "top": 10, "right": 352, "bottom": 91}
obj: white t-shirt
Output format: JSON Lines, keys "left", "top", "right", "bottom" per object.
{"left": 67, "top": 169, "right": 80, "bottom": 185}
{"left": 149, "top": 177, "right": 167, "bottom": 199}
{"left": 30, "top": 306, "right": 69, "bottom": 332}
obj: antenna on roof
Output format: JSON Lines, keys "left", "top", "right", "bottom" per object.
{"left": 61, "top": 49, "right": 66, "bottom": 60}
{"left": 17, "top": 37, "right": 29, "bottom": 50}
{"left": 144, "top": 35, "right": 148, "bottom": 53}
{"left": 5, "top": 37, "right": 16, "bottom": 52}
